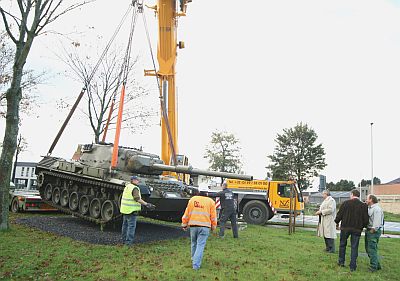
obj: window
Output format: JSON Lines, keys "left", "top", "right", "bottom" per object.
{"left": 20, "top": 167, "right": 25, "bottom": 177}
{"left": 31, "top": 167, "right": 35, "bottom": 177}
{"left": 26, "top": 167, "right": 30, "bottom": 177}
{"left": 277, "top": 184, "right": 292, "bottom": 198}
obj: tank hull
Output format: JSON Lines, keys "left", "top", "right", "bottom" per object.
{"left": 36, "top": 156, "right": 190, "bottom": 224}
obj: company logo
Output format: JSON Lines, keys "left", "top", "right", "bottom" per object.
{"left": 194, "top": 201, "right": 204, "bottom": 208}
{"left": 279, "top": 200, "right": 289, "bottom": 208}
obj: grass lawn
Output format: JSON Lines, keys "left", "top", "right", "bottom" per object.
{"left": 384, "top": 212, "right": 400, "bottom": 223}
{"left": 1, "top": 213, "right": 399, "bottom": 281}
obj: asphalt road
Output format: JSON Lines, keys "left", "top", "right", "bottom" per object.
{"left": 16, "top": 215, "right": 189, "bottom": 245}
{"left": 270, "top": 215, "right": 400, "bottom": 232}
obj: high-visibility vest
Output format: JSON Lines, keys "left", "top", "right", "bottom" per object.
{"left": 120, "top": 183, "right": 142, "bottom": 214}
{"left": 181, "top": 196, "right": 217, "bottom": 228}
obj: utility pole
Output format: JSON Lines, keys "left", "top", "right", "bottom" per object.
{"left": 370, "top": 122, "right": 374, "bottom": 195}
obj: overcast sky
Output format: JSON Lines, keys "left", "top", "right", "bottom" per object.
{"left": 1, "top": 0, "right": 400, "bottom": 185}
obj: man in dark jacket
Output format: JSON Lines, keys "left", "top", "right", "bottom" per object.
{"left": 335, "top": 189, "right": 369, "bottom": 272}
{"left": 216, "top": 182, "right": 238, "bottom": 238}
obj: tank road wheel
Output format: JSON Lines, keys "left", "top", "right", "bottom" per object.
{"left": 11, "top": 197, "right": 19, "bottom": 213}
{"left": 44, "top": 183, "right": 53, "bottom": 201}
{"left": 52, "top": 187, "right": 61, "bottom": 205}
{"left": 89, "top": 198, "right": 103, "bottom": 219}
{"left": 242, "top": 200, "right": 269, "bottom": 225}
{"left": 79, "top": 195, "right": 92, "bottom": 215}
{"left": 117, "top": 193, "right": 123, "bottom": 210}
{"left": 69, "top": 192, "right": 79, "bottom": 211}
{"left": 37, "top": 172, "right": 45, "bottom": 188}
{"left": 60, "top": 189, "right": 69, "bottom": 207}
{"left": 101, "top": 200, "right": 117, "bottom": 222}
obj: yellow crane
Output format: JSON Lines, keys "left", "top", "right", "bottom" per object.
{"left": 145, "top": 0, "right": 191, "bottom": 167}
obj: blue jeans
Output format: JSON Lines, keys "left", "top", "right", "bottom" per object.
{"left": 190, "top": 227, "right": 210, "bottom": 269}
{"left": 338, "top": 230, "right": 361, "bottom": 270}
{"left": 122, "top": 213, "right": 138, "bottom": 245}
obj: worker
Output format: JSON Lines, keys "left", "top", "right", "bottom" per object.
{"left": 216, "top": 182, "right": 239, "bottom": 238}
{"left": 182, "top": 189, "right": 217, "bottom": 270}
{"left": 120, "top": 175, "right": 156, "bottom": 246}
{"left": 365, "top": 194, "right": 384, "bottom": 272}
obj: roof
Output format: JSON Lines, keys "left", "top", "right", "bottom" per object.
{"left": 384, "top": 178, "right": 400, "bottom": 185}
{"left": 16, "top": 162, "right": 37, "bottom": 167}
{"left": 309, "top": 191, "right": 350, "bottom": 198}
{"left": 374, "top": 183, "right": 400, "bottom": 195}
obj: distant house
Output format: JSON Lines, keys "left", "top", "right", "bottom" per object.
{"left": 373, "top": 178, "right": 400, "bottom": 214}
{"left": 13, "top": 162, "right": 37, "bottom": 190}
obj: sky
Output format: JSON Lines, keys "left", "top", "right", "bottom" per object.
{"left": 1, "top": 0, "right": 400, "bottom": 185}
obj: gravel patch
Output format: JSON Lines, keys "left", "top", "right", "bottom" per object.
{"left": 16, "top": 215, "right": 189, "bottom": 245}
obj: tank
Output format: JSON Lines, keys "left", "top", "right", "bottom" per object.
{"left": 36, "top": 143, "right": 253, "bottom": 225}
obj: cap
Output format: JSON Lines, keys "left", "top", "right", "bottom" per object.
{"left": 130, "top": 175, "right": 139, "bottom": 181}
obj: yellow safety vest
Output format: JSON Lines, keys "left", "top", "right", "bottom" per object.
{"left": 120, "top": 183, "right": 142, "bottom": 214}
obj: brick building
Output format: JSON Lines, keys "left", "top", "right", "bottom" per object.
{"left": 373, "top": 178, "right": 400, "bottom": 214}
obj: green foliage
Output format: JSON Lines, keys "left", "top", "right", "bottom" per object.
{"left": 359, "top": 177, "right": 381, "bottom": 187}
{"left": 267, "top": 123, "right": 326, "bottom": 189}
{"left": 327, "top": 179, "right": 355, "bottom": 191}
{"left": 204, "top": 130, "right": 242, "bottom": 181}
{"left": 1, "top": 213, "right": 400, "bottom": 281}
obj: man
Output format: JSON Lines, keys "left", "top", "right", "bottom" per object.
{"left": 335, "top": 189, "right": 369, "bottom": 272}
{"left": 365, "top": 194, "right": 384, "bottom": 272}
{"left": 182, "top": 190, "right": 217, "bottom": 270}
{"left": 120, "top": 175, "right": 156, "bottom": 246}
{"left": 216, "top": 182, "right": 239, "bottom": 238}
{"left": 315, "top": 190, "right": 336, "bottom": 253}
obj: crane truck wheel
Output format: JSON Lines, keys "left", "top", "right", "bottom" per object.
{"left": 11, "top": 197, "right": 19, "bottom": 213}
{"left": 242, "top": 200, "right": 270, "bottom": 225}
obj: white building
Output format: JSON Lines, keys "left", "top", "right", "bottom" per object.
{"left": 13, "top": 162, "right": 37, "bottom": 190}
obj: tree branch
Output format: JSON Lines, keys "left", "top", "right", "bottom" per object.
{"left": 0, "top": 8, "right": 17, "bottom": 44}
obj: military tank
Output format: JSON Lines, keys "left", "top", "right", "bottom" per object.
{"left": 36, "top": 143, "right": 252, "bottom": 225}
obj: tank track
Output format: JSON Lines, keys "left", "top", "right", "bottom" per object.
{"left": 38, "top": 168, "right": 123, "bottom": 225}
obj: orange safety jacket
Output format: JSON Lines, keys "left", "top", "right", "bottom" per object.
{"left": 181, "top": 196, "right": 217, "bottom": 228}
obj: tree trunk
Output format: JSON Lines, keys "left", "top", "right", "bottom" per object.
{"left": 0, "top": 82, "right": 22, "bottom": 230}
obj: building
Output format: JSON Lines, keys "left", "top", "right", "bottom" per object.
{"left": 308, "top": 191, "right": 351, "bottom": 205}
{"left": 12, "top": 162, "right": 37, "bottom": 190}
{"left": 373, "top": 178, "right": 400, "bottom": 214}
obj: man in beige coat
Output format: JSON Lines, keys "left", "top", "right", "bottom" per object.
{"left": 316, "top": 190, "right": 337, "bottom": 253}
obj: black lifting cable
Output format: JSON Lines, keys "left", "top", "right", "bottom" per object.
{"left": 101, "top": 1, "right": 140, "bottom": 143}
{"left": 121, "top": 1, "right": 140, "bottom": 84}
{"left": 89, "top": 4, "right": 134, "bottom": 86}
{"left": 47, "top": 3, "right": 135, "bottom": 156}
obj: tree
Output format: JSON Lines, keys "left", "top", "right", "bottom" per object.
{"left": 11, "top": 135, "right": 28, "bottom": 183}
{"left": 61, "top": 47, "right": 152, "bottom": 143}
{"left": 0, "top": 31, "right": 42, "bottom": 118}
{"left": 204, "top": 131, "right": 242, "bottom": 183}
{"left": 328, "top": 179, "right": 355, "bottom": 191}
{"left": 267, "top": 123, "right": 327, "bottom": 189}
{"left": 358, "top": 177, "right": 381, "bottom": 187}
{"left": 0, "top": 0, "right": 93, "bottom": 230}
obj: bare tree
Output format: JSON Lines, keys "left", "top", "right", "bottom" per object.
{"left": 0, "top": 0, "right": 94, "bottom": 230}
{"left": 0, "top": 31, "right": 43, "bottom": 118}
{"left": 11, "top": 135, "right": 28, "bottom": 183}
{"left": 61, "top": 47, "right": 153, "bottom": 143}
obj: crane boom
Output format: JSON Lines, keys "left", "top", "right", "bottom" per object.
{"left": 147, "top": 0, "right": 190, "bottom": 166}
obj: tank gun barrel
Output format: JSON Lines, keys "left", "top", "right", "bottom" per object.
{"left": 151, "top": 164, "right": 253, "bottom": 181}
